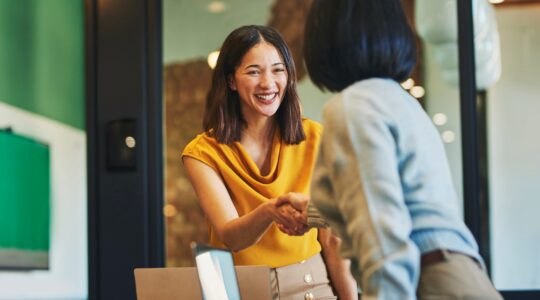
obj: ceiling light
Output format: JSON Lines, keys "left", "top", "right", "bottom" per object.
{"left": 400, "top": 78, "right": 415, "bottom": 90}
{"left": 442, "top": 130, "right": 456, "bottom": 143}
{"left": 163, "top": 204, "right": 178, "bottom": 218}
{"left": 207, "top": 1, "right": 226, "bottom": 13}
{"left": 489, "top": 0, "right": 504, "bottom": 4}
{"left": 432, "top": 113, "right": 448, "bottom": 126}
{"left": 410, "top": 86, "right": 426, "bottom": 98}
{"left": 207, "top": 51, "right": 220, "bottom": 69}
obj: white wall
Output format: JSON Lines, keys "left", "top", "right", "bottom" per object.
{"left": 0, "top": 103, "right": 87, "bottom": 300}
{"left": 488, "top": 5, "right": 540, "bottom": 290}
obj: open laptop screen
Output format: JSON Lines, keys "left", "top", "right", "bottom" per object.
{"left": 192, "top": 243, "right": 241, "bottom": 300}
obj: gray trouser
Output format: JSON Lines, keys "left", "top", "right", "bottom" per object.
{"left": 417, "top": 250, "right": 503, "bottom": 300}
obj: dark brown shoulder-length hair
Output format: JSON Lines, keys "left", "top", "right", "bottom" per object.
{"left": 203, "top": 25, "right": 305, "bottom": 145}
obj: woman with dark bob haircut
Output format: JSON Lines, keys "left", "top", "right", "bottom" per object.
{"left": 182, "top": 25, "right": 358, "bottom": 300}
{"left": 279, "top": 0, "right": 503, "bottom": 299}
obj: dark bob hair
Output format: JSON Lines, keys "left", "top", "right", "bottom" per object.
{"left": 304, "top": 0, "right": 417, "bottom": 92}
{"left": 203, "top": 25, "right": 305, "bottom": 145}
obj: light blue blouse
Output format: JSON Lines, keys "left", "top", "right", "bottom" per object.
{"left": 311, "top": 78, "right": 482, "bottom": 300}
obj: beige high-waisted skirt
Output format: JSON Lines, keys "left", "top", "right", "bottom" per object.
{"left": 270, "top": 253, "right": 337, "bottom": 300}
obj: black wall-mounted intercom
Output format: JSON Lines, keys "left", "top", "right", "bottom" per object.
{"left": 106, "top": 119, "right": 137, "bottom": 170}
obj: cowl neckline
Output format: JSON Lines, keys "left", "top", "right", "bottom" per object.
{"left": 229, "top": 129, "right": 282, "bottom": 183}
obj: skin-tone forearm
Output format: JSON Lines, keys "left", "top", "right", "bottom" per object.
{"left": 184, "top": 157, "right": 300, "bottom": 251}
{"left": 319, "top": 229, "right": 358, "bottom": 300}
{"left": 218, "top": 200, "right": 300, "bottom": 251}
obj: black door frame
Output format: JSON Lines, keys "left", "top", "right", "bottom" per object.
{"left": 85, "top": 0, "right": 164, "bottom": 298}
{"left": 457, "top": 0, "right": 490, "bottom": 269}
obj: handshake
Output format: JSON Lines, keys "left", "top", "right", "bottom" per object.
{"left": 271, "top": 192, "right": 330, "bottom": 236}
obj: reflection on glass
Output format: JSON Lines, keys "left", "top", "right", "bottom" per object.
{"left": 414, "top": 0, "right": 465, "bottom": 211}
{"left": 441, "top": 130, "right": 456, "bottom": 143}
{"left": 401, "top": 78, "right": 415, "bottom": 90}
{"left": 410, "top": 86, "right": 426, "bottom": 98}
{"left": 432, "top": 113, "right": 448, "bottom": 126}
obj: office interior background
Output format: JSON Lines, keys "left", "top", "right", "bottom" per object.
{"left": 0, "top": 0, "right": 539, "bottom": 299}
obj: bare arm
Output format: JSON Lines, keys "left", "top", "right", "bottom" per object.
{"left": 183, "top": 157, "right": 297, "bottom": 251}
{"left": 318, "top": 228, "right": 358, "bottom": 300}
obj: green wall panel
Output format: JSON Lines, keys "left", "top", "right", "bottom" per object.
{"left": 0, "top": 130, "right": 50, "bottom": 252}
{"left": 0, "top": 0, "right": 84, "bottom": 130}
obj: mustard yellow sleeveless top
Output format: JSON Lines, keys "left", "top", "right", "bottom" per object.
{"left": 182, "top": 118, "right": 322, "bottom": 268}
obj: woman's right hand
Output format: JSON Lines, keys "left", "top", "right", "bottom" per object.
{"left": 265, "top": 199, "right": 298, "bottom": 228}
{"left": 272, "top": 193, "right": 310, "bottom": 235}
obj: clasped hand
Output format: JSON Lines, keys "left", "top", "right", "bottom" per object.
{"left": 271, "top": 192, "right": 310, "bottom": 236}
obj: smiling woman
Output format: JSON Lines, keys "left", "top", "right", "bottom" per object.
{"left": 161, "top": 0, "right": 323, "bottom": 271}
{"left": 180, "top": 25, "right": 358, "bottom": 300}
